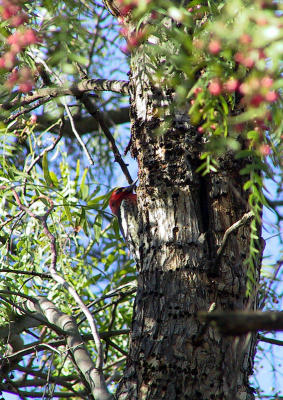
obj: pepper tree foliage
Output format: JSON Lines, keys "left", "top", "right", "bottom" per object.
{"left": 0, "top": 0, "right": 282, "bottom": 399}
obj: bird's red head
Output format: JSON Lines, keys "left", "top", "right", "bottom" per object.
{"left": 109, "top": 184, "right": 137, "bottom": 216}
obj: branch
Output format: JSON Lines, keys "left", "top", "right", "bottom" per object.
{"left": 0, "top": 291, "right": 63, "bottom": 334}
{"left": 25, "top": 297, "right": 113, "bottom": 400}
{"left": 198, "top": 310, "right": 283, "bottom": 335}
{"left": 0, "top": 383, "right": 86, "bottom": 399}
{"left": 0, "top": 269, "right": 51, "bottom": 279}
{"left": 35, "top": 107, "right": 130, "bottom": 137}
{"left": 0, "top": 79, "right": 129, "bottom": 112}
{"left": 4, "top": 97, "right": 52, "bottom": 124}
{"left": 258, "top": 334, "right": 283, "bottom": 346}
{"left": 0, "top": 325, "right": 130, "bottom": 355}
{"left": 216, "top": 211, "right": 254, "bottom": 258}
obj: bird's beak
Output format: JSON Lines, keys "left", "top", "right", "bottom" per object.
{"left": 125, "top": 178, "right": 138, "bottom": 192}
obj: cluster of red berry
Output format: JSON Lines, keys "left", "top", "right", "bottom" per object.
{"left": 0, "top": 0, "right": 40, "bottom": 93}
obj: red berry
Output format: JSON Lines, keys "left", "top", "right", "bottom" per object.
{"left": 193, "top": 87, "right": 202, "bottom": 95}
{"left": 250, "top": 94, "right": 264, "bottom": 107}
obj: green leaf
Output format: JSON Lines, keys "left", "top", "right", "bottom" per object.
{"left": 42, "top": 153, "right": 53, "bottom": 186}
{"left": 49, "top": 171, "right": 59, "bottom": 187}
{"left": 63, "top": 199, "right": 72, "bottom": 223}
{"left": 80, "top": 168, "right": 89, "bottom": 200}
{"left": 219, "top": 95, "right": 228, "bottom": 115}
{"left": 243, "top": 180, "right": 253, "bottom": 191}
{"left": 94, "top": 214, "right": 102, "bottom": 242}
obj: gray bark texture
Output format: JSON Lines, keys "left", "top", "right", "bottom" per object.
{"left": 115, "top": 17, "right": 261, "bottom": 400}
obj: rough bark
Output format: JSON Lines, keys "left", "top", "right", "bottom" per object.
{"left": 115, "top": 17, "right": 260, "bottom": 400}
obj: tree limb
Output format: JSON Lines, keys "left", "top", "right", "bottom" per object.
{"left": 24, "top": 297, "right": 113, "bottom": 400}
{"left": 1, "top": 79, "right": 129, "bottom": 112}
{"left": 198, "top": 310, "right": 283, "bottom": 335}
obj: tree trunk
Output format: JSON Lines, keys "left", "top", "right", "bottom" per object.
{"left": 115, "top": 17, "right": 260, "bottom": 400}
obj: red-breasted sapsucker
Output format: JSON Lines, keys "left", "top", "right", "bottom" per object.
{"left": 109, "top": 179, "right": 139, "bottom": 259}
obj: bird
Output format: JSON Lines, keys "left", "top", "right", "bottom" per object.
{"left": 109, "top": 179, "right": 139, "bottom": 260}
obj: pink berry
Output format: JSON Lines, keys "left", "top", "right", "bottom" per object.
{"left": 208, "top": 80, "right": 222, "bottom": 96}
{"left": 240, "top": 34, "right": 252, "bottom": 44}
{"left": 242, "top": 57, "right": 254, "bottom": 68}
{"left": 224, "top": 78, "right": 239, "bottom": 92}
{"left": 19, "top": 81, "right": 33, "bottom": 93}
{"left": 259, "top": 144, "right": 271, "bottom": 156}
{"left": 261, "top": 76, "right": 273, "bottom": 88}
{"left": 193, "top": 87, "right": 202, "bottom": 95}
{"left": 22, "top": 29, "right": 38, "bottom": 45}
{"left": 265, "top": 91, "right": 278, "bottom": 102}
{"left": 30, "top": 114, "right": 37, "bottom": 124}
{"left": 208, "top": 40, "right": 221, "bottom": 55}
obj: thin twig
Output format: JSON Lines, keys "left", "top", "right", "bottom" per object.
{"left": 36, "top": 58, "right": 94, "bottom": 165}
{"left": 62, "top": 99, "right": 94, "bottom": 165}
{"left": 80, "top": 94, "right": 133, "bottom": 183}
{"left": 216, "top": 211, "right": 254, "bottom": 258}
{"left": 25, "top": 119, "right": 64, "bottom": 174}
{"left": 0, "top": 269, "right": 51, "bottom": 279}
{"left": 4, "top": 97, "right": 51, "bottom": 124}
{"left": 0, "top": 210, "right": 23, "bottom": 229}
{"left": 103, "top": 338, "right": 128, "bottom": 356}
{"left": 258, "top": 334, "right": 283, "bottom": 346}
{"left": 76, "top": 64, "right": 133, "bottom": 183}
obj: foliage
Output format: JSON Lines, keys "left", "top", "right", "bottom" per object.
{"left": 0, "top": 0, "right": 282, "bottom": 399}
{"left": 127, "top": 0, "right": 282, "bottom": 294}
